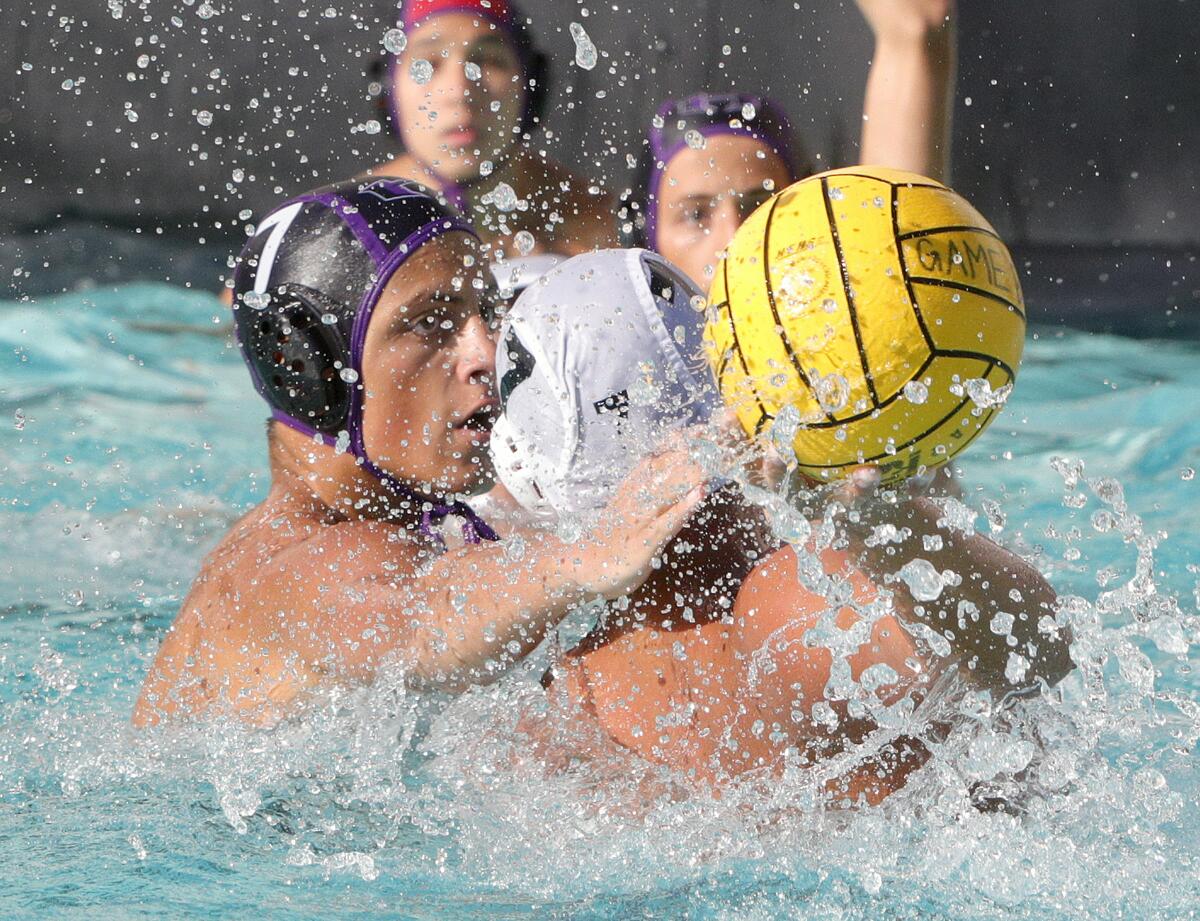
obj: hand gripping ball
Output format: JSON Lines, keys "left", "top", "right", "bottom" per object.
{"left": 703, "top": 166, "right": 1025, "bottom": 485}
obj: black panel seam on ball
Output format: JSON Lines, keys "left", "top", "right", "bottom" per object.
{"left": 934, "top": 349, "right": 1017, "bottom": 383}
{"left": 906, "top": 276, "right": 1027, "bottom": 320}
{"left": 720, "top": 258, "right": 771, "bottom": 426}
{"left": 894, "top": 225, "right": 1004, "bottom": 243}
{"left": 796, "top": 391, "right": 979, "bottom": 468}
{"left": 798, "top": 351, "right": 939, "bottom": 430}
{"left": 891, "top": 188, "right": 935, "bottom": 352}
{"left": 821, "top": 175, "right": 880, "bottom": 406}
{"left": 761, "top": 189, "right": 829, "bottom": 422}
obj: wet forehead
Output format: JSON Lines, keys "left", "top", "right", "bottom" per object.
{"left": 408, "top": 13, "right": 508, "bottom": 53}
{"left": 371, "top": 233, "right": 482, "bottom": 322}
{"left": 659, "top": 135, "right": 791, "bottom": 201}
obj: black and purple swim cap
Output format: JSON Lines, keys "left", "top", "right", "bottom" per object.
{"left": 623, "top": 92, "right": 805, "bottom": 249}
{"left": 231, "top": 177, "right": 496, "bottom": 542}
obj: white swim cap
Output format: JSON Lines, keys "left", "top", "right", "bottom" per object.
{"left": 490, "top": 248, "right": 714, "bottom": 516}
{"left": 489, "top": 254, "right": 563, "bottom": 298}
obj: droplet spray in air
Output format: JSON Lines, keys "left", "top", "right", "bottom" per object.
{"left": 569, "top": 23, "right": 597, "bottom": 70}
{"left": 410, "top": 59, "right": 433, "bottom": 85}
{"left": 382, "top": 28, "right": 407, "bottom": 54}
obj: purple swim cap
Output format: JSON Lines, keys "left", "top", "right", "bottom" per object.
{"left": 640, "top": 92, "right": 802, "bottom": 249}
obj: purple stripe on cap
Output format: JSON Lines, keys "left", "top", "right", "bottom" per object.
{"left": 643, "top": 93, "right": 799, "bottom": 249}
{"left": 272, "top": 407, "right": 339, "bottom": 446}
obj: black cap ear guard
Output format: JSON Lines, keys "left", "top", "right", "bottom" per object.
{"left": 236, "top": 284, "right": 356, "bottom": 435}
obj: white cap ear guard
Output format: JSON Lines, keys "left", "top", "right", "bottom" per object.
{"left": 490, "top": 248, "right": 715, "bottom": 517}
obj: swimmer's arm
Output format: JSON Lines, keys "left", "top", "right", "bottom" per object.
{"left": 856, "top": 0, "right": 957, "bottom": 181}
{"left": 846, "top": 493, "right": 1073, "bottom": 693}
{"left": 270, "top": 448, "right": 705, "bottom": 692}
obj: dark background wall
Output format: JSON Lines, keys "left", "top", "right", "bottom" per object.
{"left": 1, "top": 0, "right": 1197, "bottom": 330}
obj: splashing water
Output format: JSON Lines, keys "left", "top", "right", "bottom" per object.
{"left": 1, "top": 287, "right": 1199, "bottom": 918}
{"left": 570, "top": 22, "right": 597, "bottom": 71}
{"left": 381, "top": 28, "right": 406, "bottom": 55}
{"left": 409, "top": 58, "right": 433, "bottom": 85}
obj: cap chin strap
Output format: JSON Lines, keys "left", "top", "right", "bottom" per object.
{"left": 270, "top": 409, "right": 499, "bottom": 547}
{"left": 358, "top": 454, "right": 500, "bottom": 547}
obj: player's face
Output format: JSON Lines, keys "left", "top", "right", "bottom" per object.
{"left": 359, "top": 234, "right": 499, "bottom": 495}
{"left": 392, "top": 13, "right": 525, "bottom": 181}
{"left": 655, "top": 135, "right": 793, "bottom": 290}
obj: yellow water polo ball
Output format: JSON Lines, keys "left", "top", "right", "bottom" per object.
{"left": 703, "top": 165, "right": 1025, "bottom": 486}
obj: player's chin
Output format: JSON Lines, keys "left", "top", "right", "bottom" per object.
{"left": 439, "top": 444, "right": 495, "bottom": 495}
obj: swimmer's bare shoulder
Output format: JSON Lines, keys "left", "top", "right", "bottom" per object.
{"left": 532, "top": 156, "right": 616, "bottom": 254}
{"left": 135, "top": 445, "right": 707, "bottom": 727}
{"left": 731, "top": 543, "right": 921, "bottom": 706}
{"left": 132, "top": 485, "right": 360, "bottom": 726}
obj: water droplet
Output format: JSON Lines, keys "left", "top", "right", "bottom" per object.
{"left": 231, "top": 168, "right": 244, "bottom": 182}
{"left": 965, "top": 377, "right": 1011, "bottom": 409}
{"left": 196, "top": 110, "right": 213, "bottom": 127}
{"left": 13, "top": 409, "right": 26, "bottom": 430}
{"left": 1004, "top": 651, "right": 1030, "bottom": 684}
{"left": 762, "top": 178, "right": 775, "bottom": 191}
{"left": 124, "top": 108, "right": 138, "bottom": 123}
{"left": 362, "top": 119, "right": 381, "bottom": 135}
{"left": 321, "top": 313, "right": 338, "bottom": 325}
{"left": 690, "top": 294, "right": 706, "bottom": 313}
{"left": 486, "top": 181, "right": 519, "bottom": 213}
{"left": 382, "top": 28, "right": 407, "bottom": 54}
{"left": 241, "top": 291, "right": 271, "bottom": 310}
{"left": 136, "top": 54, "right": 150, "bottom": 68}
{"left": 197, "top": 2, "right": 216, "bottom": 19}
{"left": 1182, "top": 467, "right": 1195, "bottom": 481}
{"left": 514, "top": 230, "right": 535, "bottom": 255}
{"left": 981, "top": 498, "right": 1006, "bottom": 532}
{"left": 410, "top": 59, "right": 433, "bottom": 85}
{"left": 812, "top": 371, "right": 849, "bottom": 414}
{"left": 339, "top": 368, "right": 359, "bottom": 383}
{"left": 464, "top": 62, "right": 481, "bottom": 81}
{"left": 238, "top": 208, "right": 253, "bottom": 220}
{"left": 323, "top": 6, "right": 337, "bottom": 18}
{"left": 569, "top": 22, "right": 597, "bottom": 70}
{"left": 898, "top": 558, "right": 945, "bottom": 601}
{"left": 684, "top": 129, "right": 706, "bottom": 150}
{"left": 721, "top": 44, "right": 732, "bottom": 56}
{"left": 65, "top": 589, "right": 85, "bottom": 607}
{"left": 903, "top": 380, "right": 929, "bottom": 404}
{"left": 479, "top": 160, "right": 494, "bottom": 177}
{"left": 828, "top": 186, "right": 844, "bottom": 201}
{"left": 741, "top": 101, "right": 757, "bottom": 120}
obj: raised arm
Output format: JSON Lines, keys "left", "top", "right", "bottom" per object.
{"left": 263, "top": 446, "right": 706, "bottom": 692}
{"left": 855, "top": 0, "right": 957, "bottom": 182}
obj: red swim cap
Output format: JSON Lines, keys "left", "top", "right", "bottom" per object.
{"left": 399, "top": 0, "right": 521, "bottom": 32}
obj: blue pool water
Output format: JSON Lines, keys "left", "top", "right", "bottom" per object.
{"left": 1, "top": 283, "right": 1198, "bottom": 919}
